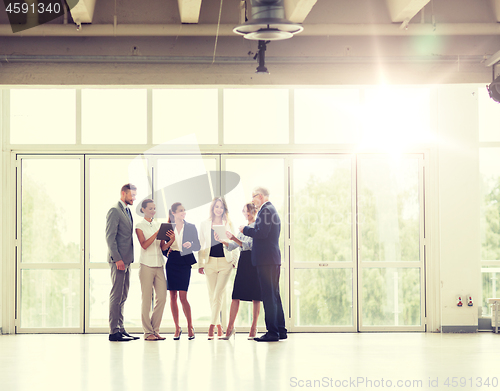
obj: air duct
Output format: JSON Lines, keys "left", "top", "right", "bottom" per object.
{"left": 233, "top": 0, "right": 303, "bottom": 41}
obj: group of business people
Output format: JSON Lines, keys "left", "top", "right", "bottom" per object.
{"left": 106, "top": 183, "right": 287, "bottom": 342}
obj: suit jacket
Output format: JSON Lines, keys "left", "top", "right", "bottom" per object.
{"left": 162, "top": 221, "right": 201, "bottom": 264}
{"left": 243, "top": 201, "right": 281, "bottom": 266}
{"left": 199, "top": 219, "right": 240, "bottom": 267}
{"left": 106, "top": 201, "right": 134, "bottom": 265}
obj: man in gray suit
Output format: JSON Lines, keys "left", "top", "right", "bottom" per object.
{"left": 106, "top": 183, "right": 139, "bottom": 341}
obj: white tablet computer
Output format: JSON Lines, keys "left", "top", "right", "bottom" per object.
{"left": 212, "top": 225, "right": 228, "bottom": 240}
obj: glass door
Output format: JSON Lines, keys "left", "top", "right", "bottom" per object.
{"left": 154, "top": 155, "right": 219, "bottom": 332}
{"left": 86, "top": 155, "right": 152, "bottom": 333}
{"left": 357, "top": 154, "right": 425, "bottom": 331}
{"left": 290, "top": 156, "right": 357, "bottom": 331}
{"left": 85, "top": 154, "right": 219, "bottom": 333}
{"left": 17, "top": 156, "right": 84, "bottom": 333}
{"left": 222, "top": 156, "right": 288, "bottom": 332}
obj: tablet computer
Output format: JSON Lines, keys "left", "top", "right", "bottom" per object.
{"left": 212, "top": 225, "right": 228, "bottom": 240}
{"left": 157, "top": 223, "right": 175, "bottom": 240}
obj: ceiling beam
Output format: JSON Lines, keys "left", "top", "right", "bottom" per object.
{"left": 1, "top": 23, "right": 499, "bottom": 37}
{"left": 66, "top": 0, "right": 97, "bottom": 24}
{"left": 385, "top": 0, "right": 430, "bottom": 23}
{"left": 285, "top": 0, "right": 318, "bottom": 23}
{"left": 491, "top": 0, "right": 500, "bottom": 22}
{"left": 177, "top": 0, "right": 203, "bottom": 23}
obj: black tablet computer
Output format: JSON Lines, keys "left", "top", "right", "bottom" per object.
{"left": 157, "top": 223, "right": 175, "bottom": 240}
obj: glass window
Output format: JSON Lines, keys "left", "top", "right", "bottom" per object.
{"left": 361, "top": 87, "right": 432, "bottom": 149}
{"left": 357, "top": 156, "right": 420, "bottom": 262}
{"left": 361, "top": 268, "right": 420, "bottom": 326}
{"left": 21, "top": 159, "right": 81, "bottom": 263}
{"left": 10, "top": 89, "right": 76, "bottom": 144}
{"left": 152, "top": 89, "right": 218, "bottom": 145}
{"left": 88, "top": 158, "right": 151, "bottom": 263}
{"left": 481, "top": 267, "right": 500, "bottom": 317}
{"left": 224, "top": 158, "right": 285, "bottom": 232}
{"left": 82, "top": 89, "right": 147, "bottom": 144}
{"left": 21, "top": 269, "right": 80, "bottom": 328}
{"left": 480, "top": 149, "right": 500, "bottom": 315}
{"left": 294, "top": 268, "right": 353, "bottom": 326}
{"left": 292, "top": 158, "right": 352, "bottom": 263}
{"left": 223, "top": 89, "right": 289, "bottom": 144}
{"left": 480, "top": 149, "right": 500, "bottom": 261}
{"left": 295, "top": 89, "right": 361, "bottom": 144}
{"left": 89, "top": 269, "right": 141, "bottom": 329}
{"left": 479, "top": 87, "right": 500, "bottom": 142}
{"left": 155, "top": 157, "right": 217, "bottom": 226}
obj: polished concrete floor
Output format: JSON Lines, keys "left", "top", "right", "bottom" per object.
{"left": 1, "top": 332, "right": 500, "bottom": 391}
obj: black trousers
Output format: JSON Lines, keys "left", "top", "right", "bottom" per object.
{"left": 256, "top": 265, "right": 287, "bottom": 338}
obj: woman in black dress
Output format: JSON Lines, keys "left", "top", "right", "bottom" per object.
{"left": 163, "top": 202, "right": 201, "bottom": 340}
{"left": 219, "top": 202, "right": 262, "bottom": 340}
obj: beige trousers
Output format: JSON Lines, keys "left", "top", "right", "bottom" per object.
{"left": 204, "top": 256, "right": 233, "bottom": 325}
{"left": 139, "top": 264, "right": 167, "bottom": 338}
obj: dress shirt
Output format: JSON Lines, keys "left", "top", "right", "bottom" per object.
{"left": 170, "top": 223, "right": 185, "bottom": 252}
{"left": 135, "top": 219, "right": 165, "bottom": 267}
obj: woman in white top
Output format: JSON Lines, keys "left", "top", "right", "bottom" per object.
{"left": 198, "top": 197, "right": 240, "bottom": 339}
{"left": 135, "top": 198, "right": 173, "bottom": 341}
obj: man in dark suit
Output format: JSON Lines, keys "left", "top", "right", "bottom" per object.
{"left": 106, "top": 183, "right": 139, "bottom": 341}
{"left": 241, "top": 187, "right": 287, "bottom": 342}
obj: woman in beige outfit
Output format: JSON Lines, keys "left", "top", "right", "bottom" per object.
{"left": 135, "top": 198, "right": 173, "bottom": 340}
{"left": 198, "top": 197, "right": 239, "bottom": 339}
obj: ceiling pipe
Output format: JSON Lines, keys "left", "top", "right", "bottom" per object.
{"left": 0, "top": 54, "right": 487, "bottom": 64}
{"left": 1, "top": 23, "right": 500, "bottom": 37}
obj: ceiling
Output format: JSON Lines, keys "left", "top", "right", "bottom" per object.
{"left": 1, "top": 0, "right": 499, "bottom": 33}
{"left": 0, "top": 0, "right": 499, "bottom": 85}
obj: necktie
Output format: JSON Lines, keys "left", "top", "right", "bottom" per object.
{"left": 125, "top": 207, "right": 132, "bottom": 223}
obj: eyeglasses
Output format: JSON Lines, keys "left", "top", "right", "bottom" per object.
{"left": 252, "top": 194, "right": 261, "bottom": 199}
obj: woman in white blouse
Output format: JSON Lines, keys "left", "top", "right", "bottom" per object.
{"left": 135, "top": 198, "right": 173, "bottom": 341}
{"left": 198, "top": 197, "right": 240, "bottom": 339}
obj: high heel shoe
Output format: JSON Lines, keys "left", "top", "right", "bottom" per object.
{"left": 188, "top": 328, "right": 195, "bottom": 340}
{"left": 208, "top": 325, "right": 215, "bottom": 340}
{"left": 173, "top": 328, "right": 182, "bottom": 341}
{"left": 248, "top": 327, "right": 258, "bottom": 340}
{"left": 221, "top": 328, "right": 236, "bottom": 340}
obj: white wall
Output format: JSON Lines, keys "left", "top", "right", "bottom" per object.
{"left": 437, "top": 84, "right": 481, "bottom": 330}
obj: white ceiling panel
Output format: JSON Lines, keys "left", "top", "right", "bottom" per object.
{"left": 178, "top": 0, "right": 203, "bottom": 23}
{"left": 285, "top": 0, "right": 318, "bottom": 23}
{"left": 385, "top": 0, "right": 430, "bottom": 23}
{"left": 67, "top": 0, "right": 97, "bottom": 24}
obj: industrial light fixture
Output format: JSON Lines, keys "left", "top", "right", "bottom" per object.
{"left": 486, "top": 50, "right": 500, "bottom": 103}
{"left": 487, "top": 74, "right": 500, "bottom": 103}
{"left": 233, "top": 0, "right": 303, "bottom": 41}
{"left": 234, "top": 0, "right": 303, "bottom": 73}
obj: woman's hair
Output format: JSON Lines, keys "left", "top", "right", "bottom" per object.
{"left": 244, "top": 202, "right": 257, "bottom": 217}
{"left": 168, "top": 202, "right": 183, "bottom": 223}
{"left": 209, "top": 197, "right": 231, "bottom": 225}
{"left": 140, "top": 198, "right": 154, "bottom": 214}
